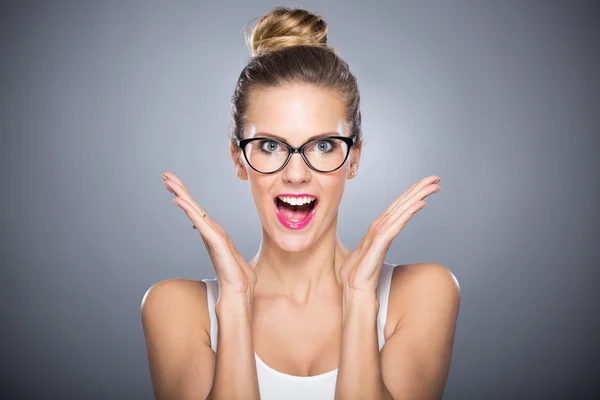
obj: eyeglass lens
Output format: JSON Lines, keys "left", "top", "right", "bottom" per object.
{"left": 244, "top": 137, "right": 349, "bottom": 173}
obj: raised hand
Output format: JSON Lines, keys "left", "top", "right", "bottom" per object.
{"left": 162, "top": 172, "right": 257, "bottom": 300}
{"left": 338, "top": 175, "right": 441, "bottom": 295}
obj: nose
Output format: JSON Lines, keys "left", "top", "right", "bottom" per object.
{"left": 281, "top": 151, "right": 311, "bottom": 184}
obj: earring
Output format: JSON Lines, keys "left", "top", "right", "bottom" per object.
{"left": 351, "top": 171, "right": 357, "bottom": 176}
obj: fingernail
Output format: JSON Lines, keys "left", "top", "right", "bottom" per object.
{"left": 161, "top": 174, "right": 168, "bottom": 181}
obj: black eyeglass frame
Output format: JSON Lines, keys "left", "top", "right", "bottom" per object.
{"left": 237, "top": 135, "right": 356, "bottom": 174}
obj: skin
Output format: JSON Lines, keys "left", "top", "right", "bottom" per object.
{"left": 141, "top": 83, "right": 461, "bottom": 399}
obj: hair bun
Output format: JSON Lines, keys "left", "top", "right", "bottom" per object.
{"left": 245, "top": 6, "right": 330, "bottom": 57}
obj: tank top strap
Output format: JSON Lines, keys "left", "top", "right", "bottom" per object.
{"left": 201, "top": 278, "right": 219, "bottom": 353}
{"left": 376, "top": 262, "right": 397, "bottom": 350}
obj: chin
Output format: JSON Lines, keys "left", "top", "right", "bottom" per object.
{"left": 273, "top": 233, "right": 316, "bottom": 253}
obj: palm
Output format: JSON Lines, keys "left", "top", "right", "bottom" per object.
{"left": 339, "top": 242, "right": 385, "bottom": 293}
{"left": 162, "top": 172, "right": 257, "bottom": 297}
{"left": 339, "top": 175, "right": 441, "bottom": 294}
{"left": 207, "top": 233, "right": 257, "bottom": 296}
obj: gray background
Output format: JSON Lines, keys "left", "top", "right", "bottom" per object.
{"left": 2, "top": 0, "right": 599, "bottom": 398}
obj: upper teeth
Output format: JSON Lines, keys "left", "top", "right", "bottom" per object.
{"left": 278, "top": 196, "right": 316, "bottom": 206}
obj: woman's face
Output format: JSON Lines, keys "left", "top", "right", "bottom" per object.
{"left": 232, "top": 83, "right": 360, "bottom": 252}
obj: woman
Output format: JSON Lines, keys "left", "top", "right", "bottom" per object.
{"left": 142, "top": 6, "right": 460, "bottom": 400}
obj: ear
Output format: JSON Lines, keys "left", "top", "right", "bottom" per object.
{"left": 347, "top": 141, "right": 362, "bottom": 179}
{"left": 230, "top": 140, "right": 248, "bottom": 180}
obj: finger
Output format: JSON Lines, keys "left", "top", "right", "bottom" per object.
{"left": 175, "top": 198, "right": 243, "bottom": 285}
{"left": 361, "top": 192, "right": 412, "bottom": 247}
{"left": 385, "top": 183, "right": 437, "bottom": 229}
{"left": 365, "top": 201, "right": 426, "bottom": 259}
{"left": 362, "top": 176, "right": 439, "bottom": 253}
{"left": 396, "top": 183, "right": 439, "bottom": 215}
{"left": 379, "top": 185, "right": 435, "bottom": 242}
{"left": 162, "top": 172, "right": 190, "bottom": 193}
{"left": 164, "top": 179, "right": 208, "bottom": 220}
{"left": 164, "top": 180, "right": 225, "bottom": 235}
{"left": 385, "top": 175, "right": 440, "bottom": 217}
{"left": 369, "top": 175, "right": 438, "bottom": 240}
{"left": 162, "top": 173, "right": 207, "bottom": 217}
{"left": 391, "top": 175, "right": 440, "bottom": 213}
{"left": 378, "top": 175, "right": 438, "bottom": 220}
{"left": 172, "top": 197, "right": 216, "bottom": 245}
{"left": 172, "top": 195, "right": 231, "bottom": 252}
{"left": 170, "top": 189, "right": 247, "bottom": 287}
{"left": 387, "top": 199, "right": 428, "bottom": 240}
{"left": 370, "top": 182, "right": 438, "bottom": 251}
{"left": 356, "top": 178, "right": 439, "bottom": 285}
{"left": 381, "top": 182, "right": 417, "bottom": 216}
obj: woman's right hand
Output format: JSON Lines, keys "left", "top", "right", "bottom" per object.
{"left": 162, "top": 172, "right": 257, "bottom": 301}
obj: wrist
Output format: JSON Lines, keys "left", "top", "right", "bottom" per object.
{"left": 343, "top": 287, "right": 379, "bottom": 306}
{"left": 342, "top": 290, "right": 379, "bottom": 321}
{"left": 216, "top": 294, "right": 253, "bottom": 319}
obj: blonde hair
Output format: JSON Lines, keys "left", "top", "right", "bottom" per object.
{"left": 229, "top": 6, "right": 362, "bottom": 148}
{"left": 247, "top": 7, "right": 330, "bottom": 57}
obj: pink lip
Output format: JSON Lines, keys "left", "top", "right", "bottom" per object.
{"left": 274, "top": 193, "right": 319, "bottom": 230}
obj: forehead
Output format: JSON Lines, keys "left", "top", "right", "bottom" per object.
{"left": 244, "top": 84, "right": 348, "bottom": 145}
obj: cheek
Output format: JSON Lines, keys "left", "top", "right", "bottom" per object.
{"left": 248, "top": 175, "right": 275, "bottom": 208}
{"left": 321, "top": 173, "right": 347, "bottom": 203}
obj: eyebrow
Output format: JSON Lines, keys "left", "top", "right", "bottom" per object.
{"left": 252, "top": 131, "right": 344, "bottom": 142}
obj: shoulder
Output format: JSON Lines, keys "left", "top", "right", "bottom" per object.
{"left": 389, "top": 262, "right": 460, "bottom": 294}
{"left": 385, "top": 263, "right": 461, "bottom": 336}
{"left": 141, "top": 279, "right": 217, "bottom": 398}
{"left": 140, "top": 278, "right": 211, "bottom": 345}
{"left": 141, "top": 278, "right": 209, "bottom": 313}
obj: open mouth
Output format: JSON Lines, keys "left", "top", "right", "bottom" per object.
{"left": 274, "top": 196, "right": 318, "bottom": 229}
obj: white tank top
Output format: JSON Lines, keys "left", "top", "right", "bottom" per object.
{"left": 202, "top": 262, "right": 397, "bottom": 400}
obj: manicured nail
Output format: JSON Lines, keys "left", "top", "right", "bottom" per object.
{"left": 161, "top": 174, "right": 168, "bottom": 181}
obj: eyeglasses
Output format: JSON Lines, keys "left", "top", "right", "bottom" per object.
{"left": 237, "top": 135, "right": 356, "bottom": 174}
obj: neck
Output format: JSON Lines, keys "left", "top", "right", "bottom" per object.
{"left": 250, "top": 217, "right": 351, "bottom": 303}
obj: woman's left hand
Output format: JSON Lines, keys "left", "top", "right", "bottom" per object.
{"left": 338, "top": 175, "right": 441, "bottom": 296}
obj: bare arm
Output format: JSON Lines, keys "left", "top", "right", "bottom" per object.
{"left": 335, "top": 263, "right": 460, "bottom": 400}
{"left": 335, "top": 290, "right": 389, "bottom": 400}
{"left": 151, "top": 172, "right": 261, "bottom": 399}
{"left": 141, "top": 280, "right": 261, "bottom": 400}
{"left": 334, "top": 175, "right": 447, "bottom": 399}
{"left": 141, "top": 279, "right": 216, "bottom": 400}
{"left": 380, "top": 263, "right": 461, "bottom": 399}
{"left": 208, "top": 295, "right": 260, "bottom": 399}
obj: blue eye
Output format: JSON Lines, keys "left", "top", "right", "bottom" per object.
{"left": 260, "top": 140, "right": 281, "bottom": 153}
{"left": 316, "top": 140, "right": 334, "bottom": 152}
